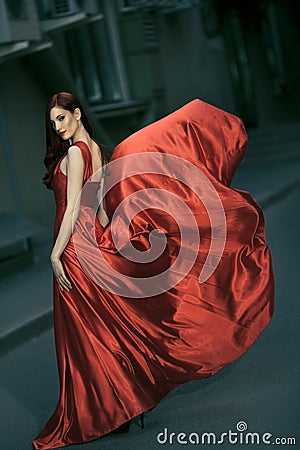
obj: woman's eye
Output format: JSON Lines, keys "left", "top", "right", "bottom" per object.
{"left": 59, "top": 116, "right": 65, "bottom": 121}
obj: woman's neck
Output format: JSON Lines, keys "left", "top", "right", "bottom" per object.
{"left": 72, "top": 123, "right": 92, "bottom": 147}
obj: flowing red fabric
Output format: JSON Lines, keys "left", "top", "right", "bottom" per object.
{"left": 32, "top": 99, "right": 274, "bottom": 449}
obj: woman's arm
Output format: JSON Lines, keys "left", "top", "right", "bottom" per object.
{"left": 50, "top": 145, "right": 84, "bottom": 291}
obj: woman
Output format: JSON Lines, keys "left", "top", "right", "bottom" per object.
{"left": 32, "top": 92, "right": 274, "bottom": 449}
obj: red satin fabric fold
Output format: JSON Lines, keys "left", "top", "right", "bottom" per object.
{"left": 32, "top": 99, "right": 274, "bottom": 449}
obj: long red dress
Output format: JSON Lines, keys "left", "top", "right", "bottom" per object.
{"left": 32, "top": 99, "right": 274, "bottom": 449}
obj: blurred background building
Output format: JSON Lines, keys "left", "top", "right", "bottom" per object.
{"left": 0, "top": 0, "right": 300, "bottom": 272}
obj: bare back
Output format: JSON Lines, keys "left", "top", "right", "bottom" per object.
{"left": 60, "top": 139, "right": 103, "bottom": 181}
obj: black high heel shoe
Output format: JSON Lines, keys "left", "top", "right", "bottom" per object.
{"left": 139, "top": 412, "right": 145, "bottom": 429}
{"left": 109, "top": 413, "right": 145, "bottom": 434}
{"left": 110, "top": 420, "right": 131, "bottom": 434}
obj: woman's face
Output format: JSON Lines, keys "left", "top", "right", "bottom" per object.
{"left": 50, "top": 107, "right": 81, "bottom": 140}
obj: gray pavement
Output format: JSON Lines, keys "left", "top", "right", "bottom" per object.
{"left": 0, "top": 130, "right": 300, "bottom": 449}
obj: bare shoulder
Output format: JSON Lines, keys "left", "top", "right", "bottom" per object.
{"left": 65, "top": 145, "right": 85, "bottom": 177}
{"left": 67, "top": 145, "right": 84, "bottom": 163}
{"left": 68, "top": 144, "right": 83, "bottom": 155}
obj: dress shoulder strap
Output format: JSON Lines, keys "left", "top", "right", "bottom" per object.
{"left": 72, "top": 140, "right": 93, "bottom": 180}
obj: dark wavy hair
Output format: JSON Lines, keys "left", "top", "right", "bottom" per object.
{"left": 43, "top": 92, "right": 109, "bottom": 189}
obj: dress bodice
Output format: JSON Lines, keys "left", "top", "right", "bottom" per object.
{"left": 51, "top": 141, "right": 99, "bottom": 240}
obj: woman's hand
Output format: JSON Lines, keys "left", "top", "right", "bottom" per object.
{"left": 51, "top": 255, "right": 72, "bottom": 291}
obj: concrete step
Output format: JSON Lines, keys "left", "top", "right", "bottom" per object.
{"left": 0, "top": 257, "right": 53, "bottom": 355}
{"left": 247, "top": 122, "right": 300, "bottom": 141}
{"left": 0, "top": 212, "right": 46, "bottom": 280}
{"left": 248, "top": 137, "right": 300, "bottom": 152}
{"left": 247, "top": 123, "right": 300, "bottom": 160}
{"left": 242, "top": 145, "right": 300, "bottom": 164}
{"left": 244, "top": 123, "right": 300, "bottom": 163}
